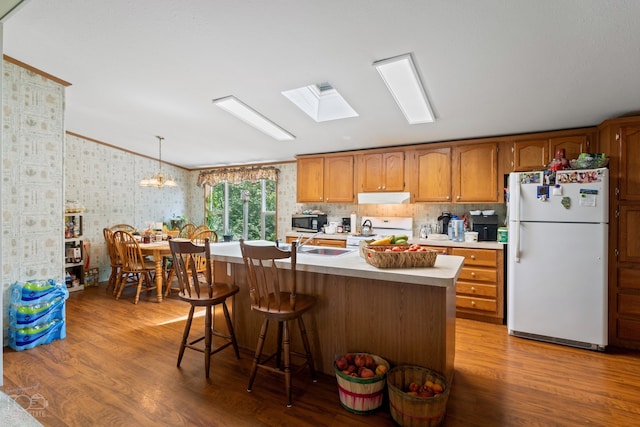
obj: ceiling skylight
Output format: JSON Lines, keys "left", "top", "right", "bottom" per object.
{"left": 213, "top": 96, "right": 295, "bottom": 141}
{"left": 373, "top": 53, "right": 435, "bottom": 124}
{"left": 282, "top": 83, "right": 358, "bottom": 122}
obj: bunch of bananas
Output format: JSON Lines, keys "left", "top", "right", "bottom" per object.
{"left": 369, "top": 234, "right": 409, "bottom": 245}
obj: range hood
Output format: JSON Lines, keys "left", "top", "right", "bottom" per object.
{"left": 357, "top": 192, "right": 411, "bottom": 204}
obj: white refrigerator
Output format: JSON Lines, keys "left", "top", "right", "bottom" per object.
{"left": 507, "top": 167, "right": 608, "bottom": 350}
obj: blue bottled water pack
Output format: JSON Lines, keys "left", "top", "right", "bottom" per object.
{"left": 8, "top": 296, "right": 66, "bottom": 329}
{"left": 8, "top": 318, "right": 66, "bottom": 351}
{"left": 11, "top": 279, "right": 69, "bottom": 304}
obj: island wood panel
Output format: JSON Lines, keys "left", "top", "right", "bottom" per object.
{"left": 229, "top": 265, "right": 456, "bottom": 382}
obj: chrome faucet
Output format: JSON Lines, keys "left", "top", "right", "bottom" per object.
{"left": 296, "top": 230, "right": 324, "bottom": 249}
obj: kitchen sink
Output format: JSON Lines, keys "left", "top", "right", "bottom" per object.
{"left": 276, "top": 244, "right": 354, "bottom": 256}
{"left": 299, "top": 247, "right": 354, "bottom": 256}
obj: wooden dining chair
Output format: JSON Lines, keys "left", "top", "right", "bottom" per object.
{"left": 192, "top": 224, "right": 210, "bottom": 237}
{"left": 164, "top": 229, "right": 219, "bottom": 297}
{"left": 110, "top": 223, "right": 136, "bottom": 232}
{"left": 103, "top": 227, "right": 123, "bottom": 294}
{"left": 113, "top": 230, "right": 156, "bottom": 304}
{"left": 239, "top": 239, "right": 318, "bottom": 407}
{"left": 178, "top": 223, "right": 196, "bottom": 239}
{"left": 169, "top": 238, "right": 240, "bottom": 378}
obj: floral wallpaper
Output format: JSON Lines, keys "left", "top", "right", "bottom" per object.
{"left": 64, "top": 133, "right": 195, "bottom": 283}
{"left": 2, "top": 59, "right": 65, "bottom": 342}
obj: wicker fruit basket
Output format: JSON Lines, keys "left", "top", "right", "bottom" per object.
{"left": 363, "top": 245, "right": 437, "bottom": 268}
{"left": 387, "top": 365, "right": 450, "bottom": 426}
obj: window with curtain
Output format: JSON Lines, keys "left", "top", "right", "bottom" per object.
{"left": 199, "top": 166, "right": 278, "bottom": 241}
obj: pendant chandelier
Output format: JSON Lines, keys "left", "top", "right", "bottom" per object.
{"left": 140, "top": 135, "right": 177, "bottom": 188}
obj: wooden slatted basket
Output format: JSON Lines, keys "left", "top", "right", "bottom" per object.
{"left": 363, "top": 245, "right": 438, "bottom": 268}
{"left": 334, "top": 353, "right": 390, "bottom": 414}
{"left": 387, "top": 365, "right": 450, "bottom": 426}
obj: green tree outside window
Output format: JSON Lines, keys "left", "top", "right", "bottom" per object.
{"left": 206, "top": 179, "right": 276, "bottom": 241}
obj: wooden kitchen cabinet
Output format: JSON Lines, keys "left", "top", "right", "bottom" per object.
{"left": 549, "top": 134, "right": 589, "bottom": 163}
{"left": 451, "top": 247, "right": 504, "bottom": 324}
{"left": 297, "top": 157, "right": 324, "bottom": 202}
{"left": 513, "top": 139, "right": 549, "bottom": 171}
{"left": 511, "top": 131, "right": 594, "bottom": 172}
{"left": 599, "top": 117, "right": 640, "bottom": 349}
{"left": 297, "top": 155, "right": 354, "bottom": 203}
{"left": 358, "top": 151, "right": 405, "bottom": 192}
{"left": 420, "top": 245, "right": 449, "bottom": 255}
{"left": 452, "top": 142, "right": 499, "bottom": 203}
{"left": 410, "top": 147, "right": 452, "bottom": 202}
{"left": 618, "top": 125, "right": 640, "bottom": 202}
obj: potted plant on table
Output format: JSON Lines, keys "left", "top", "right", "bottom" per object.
{"left": 169, "top": 214, "right": 187, "bottom": 231}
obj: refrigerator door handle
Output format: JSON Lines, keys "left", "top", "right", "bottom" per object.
{"left": 513, "top": 178, "right": 521, "bottom": 262}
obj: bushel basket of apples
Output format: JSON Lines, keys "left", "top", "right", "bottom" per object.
{"left": 363, "top": 243, "right": 438, "bottom": 268}
{"left": 334, "top": 352, "right": 390, "bottom": 414}
{"left": 387, "top": 365, "right": 450, "bottom": 427}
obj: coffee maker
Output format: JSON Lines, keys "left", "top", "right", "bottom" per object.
{"left": 437, "top": 212, "right": 452, "bottom": 234}
{"left": 342, "top": 217, "right": 351, "bottom": 233}
{"left": 472, "top": 215, "right": 499, "bottom": 241}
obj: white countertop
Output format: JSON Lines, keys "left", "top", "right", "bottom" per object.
{"left": 285, "top": 231, "right": 505, "bottom": 250}
{"left": 408, "top": 238, "right": 506, "bottom": 250}
{"left": 209, "top": 240, "right": 464, "bottom": 288}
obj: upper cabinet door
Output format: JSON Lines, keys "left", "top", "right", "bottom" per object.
{"left": 513, "top": 139, "right": 548, "bottom": 171}
{"left": 549, "top": 135, "right": 589, "bottom": 163}
{"left": 620, "top": 125, "right": 640, "bottom": 201}
{"left": 382, "top": 152, "right": 405, "bottom": 191}
{"left": 452, "top": 143, "right": 498, "bottom": 203}
{"left": 412, "top": 147, "right": 452, "bottom": 202}
{"left": 324, "top": 155, "right": 354, "bottom": 203}
{"left": 297, "top": 157, "right": 324, "bottom": 202}
{"left": 359, "top": 151, "right": 405, "bottom": 192}
{"left": 360, "top": 153, "right": 384, "bottom": 192}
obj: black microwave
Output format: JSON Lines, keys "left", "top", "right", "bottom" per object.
{"left": 291, "top": 214, "right": 327, "bottom": 232}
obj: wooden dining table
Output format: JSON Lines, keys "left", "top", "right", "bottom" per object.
{"left": 138, "top": 241, "right": 171, "bottom": 302}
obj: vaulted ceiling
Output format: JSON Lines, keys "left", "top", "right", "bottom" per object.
{"left": 3, "top": 1, "right": 640, "bottom": 169}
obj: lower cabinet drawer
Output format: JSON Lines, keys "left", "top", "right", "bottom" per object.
{"left": 422, "top": 246, "right": 449, "bottom": 255}
{"left": 456, "top": 281, "right": 497, "bottom": 298}
{"left": 458, "top": 267, "right": 497, "bottom": 283}
{"left": 456, "top": 295, "right": 497, "bottom": 312}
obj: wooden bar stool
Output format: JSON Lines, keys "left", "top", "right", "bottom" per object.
{"left": 169, "top": 238, "right": 240, "bottom": 378}
{"left": 239, "top": 239, "right": 317, "bottom": 407}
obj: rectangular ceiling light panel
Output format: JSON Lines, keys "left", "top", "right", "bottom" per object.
{"left": 282, "top": 84, "right": 358, "bottom": 122}
{"left": 374, "top": 53, "right": 435, "bottom": 124}
{"left": 213, "top": 96, "right": 295, "bottom": 141}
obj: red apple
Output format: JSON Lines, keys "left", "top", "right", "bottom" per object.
{"left": 335, "top": 356, "right": 348, "bottom": 371}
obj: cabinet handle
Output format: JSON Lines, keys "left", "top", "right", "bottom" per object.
{"left": 471, "top": 301, "right": 476, "bottom": 306}
{"left": 470, "top": 255, "right": 476, "bottom": 260}
{"left": 446, "top": 196, "right": 450, "bottom": 200}
{"left": 471, "top": 272, "right": 476, "bottom": 277}
{"left": 382, "top": 185, "right": 386, "bottom": 190}
{"left": 471, "top": 286, "right": 476, "bottom": 292}
{"left": 457, "top": 195, "right": 461, "bottom": 200}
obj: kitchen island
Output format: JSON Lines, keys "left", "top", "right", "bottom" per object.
{"left": 209, "top": 241, "right": 464, "bottom": 382}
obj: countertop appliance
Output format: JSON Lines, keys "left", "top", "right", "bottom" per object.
{"left": 507, "top": 167, "right": 608, "bottom": 350}
{"left": 472, "top": 214, "right": 499, "bottom": 241}
{"left": 291, "top": 214, "right": 327, "bottom": 232}
{"left": 437, "top": 212, "right": 452, "bottom": 234}
{"left": 345, "top": 216, "right": 413, "bottom": 247}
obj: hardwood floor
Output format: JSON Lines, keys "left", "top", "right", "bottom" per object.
{"left": 2, "top": 284, "right": 640, "bottom": 426}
